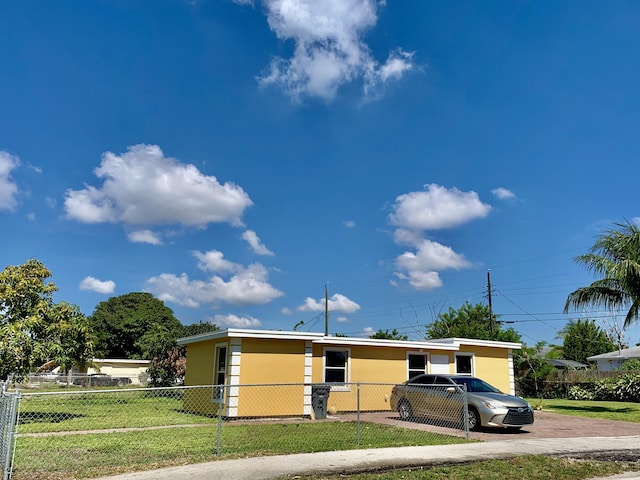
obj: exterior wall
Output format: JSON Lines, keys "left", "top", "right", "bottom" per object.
{"left": 596, "top": 358, "right": 624, "bottom": 371}
{"left": 183, "top": 339, "right": 219, "bottom": 415}
{"left": 81, "top": 359, "right": 151, "bottom": 385}
{"left": 234, "top": 338, "right": 307, "bottom": 417}
{"left": 458, "top": 345, "right": 512, "bottom": 394}
{"left": 181, "top": 333, "right": 518, "bottom": 417}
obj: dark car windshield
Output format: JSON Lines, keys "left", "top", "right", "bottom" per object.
{"left": 451, "top": 377, "right": 501, "bottom": 393}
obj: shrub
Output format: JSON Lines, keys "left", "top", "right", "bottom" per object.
{"left": 567, "top": 384, "right": 595, "bottom": 401}
{"left": 619, "top": 359, "right": 640, "bottom": 371}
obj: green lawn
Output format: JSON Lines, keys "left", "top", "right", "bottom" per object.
{"left": 18, "top": 389, "right": 215, "bottom": 433}
{"left": 527, "top": 398, "right": 640, "bottom": 422}
{"left": 12, "top": 422, "right": 471, "bottom": 480}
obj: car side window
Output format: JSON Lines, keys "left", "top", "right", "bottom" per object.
{"left": 434, "top": 376, "right": 453, "bottom": 385}
{"left": 409, "top": 375, "right": 435, "bottom": 385}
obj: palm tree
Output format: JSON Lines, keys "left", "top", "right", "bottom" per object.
{"left": 564, "top": 221, "right": 640, "bottom": 328}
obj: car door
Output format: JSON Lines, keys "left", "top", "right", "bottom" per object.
{"left": 404, "top": 374, "right": 436, "bottom": 418}
{"left": 433, "top": 376, "right": 464, "bottom": 423}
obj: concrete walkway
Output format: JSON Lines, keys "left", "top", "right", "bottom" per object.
{"left": 98, "top": 435, "right": 640, "bottom": 480}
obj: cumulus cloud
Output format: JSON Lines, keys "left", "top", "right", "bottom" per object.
{"left": 242, "top": 230, "right": 274, "bottom": 256}
{"left": 0, "top": 150, "right": 20, "bottom": 211}
{"left": 389, "top": 184, "right": 491, "bottom": 231}
{"left": 388, "top": 184, "right": 490, "bottom": 291}
{"left": 79, "top": 276, "right": 116, "bottom": 294}
{"left": 253, "top": 0, "right": 415, "bottom": 101}
{"left": 298, "top": 293, "right": 361, "bottom": 314}
{"left": 127, "top": 229, "right": 162, "bottom": 245}
{"left": 211, "top": 313, "right": 262, "bottom": 328}
{"left": 64, "top": 144, "right": 253, "bottom": 227}
{"left": 145, "top": 249, "right": 283, "bottom": 308}
{"left": 491, "top": 187, "right": 516, "bottom": 200}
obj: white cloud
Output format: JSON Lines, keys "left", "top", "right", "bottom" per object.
{"left": 242, "top": 230, "right": 274, "bottom": 256}
{"left": 298, "top": 293, "right": 361, "bottom": 314}
{"left": 254, "top": 0, "right": 415, "bottom": 101}
{"left": 388, "top": 184, "right": 487, "bottom": 292}
{"left": 79, "top": 276, "right": 116, "bottom": 294}
{"left": 281, "top": 307, "right": 292, "bottom": 315}
{"left": 127, "top": 229, "right": 163, "bottom": 245}
{"left": 361, "top": 326, "right": 375, "bottom": 337}
{"left": 392, "top": 239, "right": 470, "bottom": 291}
{"left": 211, "top": 313, "right": 262, "bottom": 328}
{"left": 0, "top": 150, "right": 20, "bottom": 211}
{"left": 389, "top": 184, "right": 491, "bottom": 231}
{"left": 64, "top": 144, "right": 253, "bottom": 227}
{"left": 335, "top": 316, "right": 350, "bottom": 323}
{"left": 491, "top": 187, "right": 516, "bottom": 200}
{"left": 393, "top": 270, "right": 442, "bottom": 290}
{"left": 343, "top": 220, "right": 356, "bottom": 228}
{"left": 145, "top": 250, "right": 283, "bottom": 307}
{"left": 395, "top": 239, "right": 470, "bottom": 272}
{"left": 193, "top": 250, "right": 238, "bottom": 274}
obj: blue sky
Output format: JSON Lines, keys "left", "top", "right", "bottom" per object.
{"left": 2, "top": 0, "right": 639, "bottom": 347}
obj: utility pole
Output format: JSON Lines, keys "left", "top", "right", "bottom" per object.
{"left": 487, "top": 270, "right": 495, "bottom": 335}
{"left": 324, "top": 283, "right": 329, "bottom": 336}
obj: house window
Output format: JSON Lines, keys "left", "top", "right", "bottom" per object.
{"left": 408, "top": 353, "right": 428, "bottom": 380}
{"left": 455, "top": 354, "right": 473, "bottom": 375}
{"left": 213, "top": 344, "right": 227, "bottom": 402}
{"left": 324, "top": 348, "right": 350, "bottom": 387}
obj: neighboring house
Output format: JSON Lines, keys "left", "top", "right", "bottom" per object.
{"left": 177, "top": 328, "right": 521, "bottom": 418}
{"left": 71, "top": 358, "right": 151, "bottom": 385}
{"left": 550, "top": 359, "right": 589, "bottom": 370}
{"left": 588, "top": 346, "right": 640, "bottom": 371}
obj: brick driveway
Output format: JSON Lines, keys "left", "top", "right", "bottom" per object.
{"left": 350, "top": 411, "right": 640, "bottom": 441}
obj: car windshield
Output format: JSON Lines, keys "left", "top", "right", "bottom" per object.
{"left": 452, "top": 377, "right": 501, "bottom": 393}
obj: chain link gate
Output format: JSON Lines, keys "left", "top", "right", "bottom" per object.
{"left": 0, "top": 384, "right": 20, "bottom": 480}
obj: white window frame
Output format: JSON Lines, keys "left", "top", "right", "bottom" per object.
{"left": 212, "top": 342, "right": 228, "bottom": 403}
{"left": 323, "top": 347, "right": 351, "bottom": 391}
{"left": 407, "top": 351, "right": 429, "bottom": 380}
{"left": 454, "top": 353, "right": 474, "bottom": 376}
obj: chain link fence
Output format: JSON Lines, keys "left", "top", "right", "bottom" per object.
{"left": 4, "top": 383, "right": 470, "bottom": 480}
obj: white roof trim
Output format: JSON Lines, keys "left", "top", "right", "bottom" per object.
{"left": 177, "top": 328, "right": 325, "bottom": 345}
{"left": 178, "top": 328, "right": 518, "bottom": 351}
{"left": 312, "top": 337, "right": 458, "bottom": 350}
{"left": 427, "top": 337, "right": 522, "bottom": 350}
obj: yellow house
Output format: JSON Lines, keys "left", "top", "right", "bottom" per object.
{"left": 177, "top": 328, "right": 521, "bottom": 418}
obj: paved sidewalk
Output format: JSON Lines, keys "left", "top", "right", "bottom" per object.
{"left": 98, "top": 435, "right": 640, "bottom": 480}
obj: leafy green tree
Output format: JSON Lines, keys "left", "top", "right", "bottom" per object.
{"left": 514, "top": 341, "right": 555, "bottom": 397}
{"left": 0, "top": 259, "right": 94, "bottom": 380}
{"left": 147, "top": 322, "right": 220, "bottom": 387}
{"left": 565, "top": 221, "right": 640, "bottom": 328}
{"left": 369, "top": 328, "right": 408, "bottom": 341}
{"left": 89, "top": 292, "right": 182, "bottom": 359}
{"left": 181, "top": 321, "right": 219, "bottom": 337}
{"left": 425, "top": 302, "right": 521, "bottom": 343}
{"left": 562, "top": 319, "right": 616, "bottom": 364}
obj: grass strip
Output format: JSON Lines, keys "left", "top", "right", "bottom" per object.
{"left": 11, "top": 421, "right": 471, "bottom": 480}
{"left": 285, "top": 455, "right": 638, "bottom": 480}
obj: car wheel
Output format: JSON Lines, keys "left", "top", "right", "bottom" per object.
{"left": 467, "top": 406, "right": 480, "bottom": 431}
{"left": 398, "top": 400, "right": 413, "bottom": 421}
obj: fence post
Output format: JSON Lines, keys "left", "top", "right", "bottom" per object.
{"left": 462, "top": 385, "right": 469, "bottom": 440}
{"left": 216, "top": 385, "right": 224, "bottom": 456}
{"left": 356, "top": 383, "right": 361, "bottom": 446}
{"left": 1, "top": 390, "right": 20, "bottom": 480}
